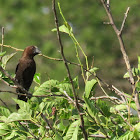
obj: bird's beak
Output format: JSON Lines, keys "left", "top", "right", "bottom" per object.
{"left": 34, "top": 46, "right": 41, "bottom": 55}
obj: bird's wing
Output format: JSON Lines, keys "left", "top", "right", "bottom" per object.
{"left": 15, "top": 63, "right": 19, "bottom": 74}
{"left": 22, "top": 63, "right": 36, "bottom": 90}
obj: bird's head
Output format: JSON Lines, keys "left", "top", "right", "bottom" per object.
{"left": 22, "top": 46, "right": 41, "bottom": 58}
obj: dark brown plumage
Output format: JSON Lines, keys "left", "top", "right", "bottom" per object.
{"left": 15, "top": 46, "right": 40, "bottom": 109}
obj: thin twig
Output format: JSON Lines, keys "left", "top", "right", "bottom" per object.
{"left": 63, "top": 91, "right": 75, "bottom": 105}
{"left": 0, "top": 98, "right": 12, "bottom": 112}
{"left": 63, "top": 91, "right": 83, "bottom": 107}
{"left": 90, "top": 96, "right": 123, "bottom": 104}
{"left": 0, "top": 77, "right": 17, "bottom": 88}
{"left": 18, "top": 121, "right": 39, "bottom": 140}
{"left": 52, "top": 0, "right": 88, "bottom": 139}
{"left": 1, "top": 27, "right": 4, "bottom": 53}
{"left": 39, "top": 53, "right": 62, "bottom": 61}
{"left": 0, "top": 44, "right": 23, "bottom": 51}
{"left": 116, "top": 109, "right": 133, "bottom": 130}
{"left": 119, "top": 7, "right": 130, "bottom": 35}
{"left": 41, "top": 113, "right": 55, "bottom": 133}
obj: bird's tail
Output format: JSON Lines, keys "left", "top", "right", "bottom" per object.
{"left": 16, "top": 88, "right": 28, "bottom": 110}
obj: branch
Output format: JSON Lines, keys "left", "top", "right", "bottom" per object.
{"left": 41, "top": 113, "right": 55, "bottom": 133}
{"left": 119, "top": 7, "right": 130, "bottom": 35}
{"left": 100, "top": 0, "right": 140, "bottom": 120}
{"left": 0, "top": 44, "right": 63, "bottom": 61}
{"left": 18, "top": 121, "right": 39, "bottom": 139}
{"left": 0, "top": 44, "right": 23, "bottom": 51}
{"left": 116, "top": 109, "right": 133, "bottom": 130}
{"left": 0, "top": 98, "right": 12, "bottom": 112}
{"left": 90, "top": 96, "right": 123, "bottom": 104}
{"left": 52, "top": 0, "right": 88, "bottom": 139}
{"left": 100, "top": 0, "right": 134, "bottom": 87}
{"left": 1, "top": 27, "right": 4, "bottom": 52}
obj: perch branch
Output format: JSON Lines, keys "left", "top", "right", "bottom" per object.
{"left": 0, "top": 66, "right": 32, "bottom": 97}
{"left": 0, "top": 43, "right": 126, "bottom": 102}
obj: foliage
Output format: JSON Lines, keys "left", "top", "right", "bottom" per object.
{"left": 0, "top": 0, "right": 140, "bottom": 140}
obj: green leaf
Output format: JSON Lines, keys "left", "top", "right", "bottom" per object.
{"left": 86, "top": 67, "right": 99, "bottom": 77}
{"left": 134, "top": 122, "right": 140, "bottom": 131}
{"left": 64, "top": 22, "right": 73, "bottom": 33}
{"left": 85, "top": 79, "right": 97, "bottom": 98}
{"left": 123, "top": 72, "right": 130, "bottom": 78}
{"left": 13, "top": 98, "right": 31, "bottom": 114}
{"left": 115, "top": 104, "right": 127, "bottom": 111}
{"left": 97, "top": 100, "right": 111, "bottom": 117}
{"left": 58, "top": 83, "right": 72, "bottom": 96}
{"left": 83, "top": 96, "right": 99, "bottom": 118}
{"left": 42, "top": 138, "right": 53, "bottom": 140}
{"left": 138, "top": 56, "right": 140, "bottom": 70}
{"left": 73, "top": 76, "right": 79, "bottom": 89}
{"left": 1, "top": 112, "right": 31, "bottom": 123}
{"left": 0, "top": 106, "right": 11, "bottom": 117}
{"left": 39, "top": 102, "right": 47, "bottom": 112}
{"left": 33, "top": 79, "right": 59, "bottom": 95}
{"left": 0, "top": 123, "right": 11, "bottom": 136}
{"left": 57, "top": 121, "right": 66, "bottom": 131}
{"left": 71, "top": 124, "right": 79, "bottom": 140}
{"left": 133, "top": 128, "right": 140, "bottom": 139}
{"left": 65, "top": 120, "right": 80, "bottom": 140}
{"left": 5, "top": 130, "right": 18, "bottom": 139}
{"left": 33, "top": 73, "right": 41, "bottom": 85}
{"left": 55, "top": 132, "right": 63, "bottom": 140}
{"left": 117, "top": 131, "right": 134, "bottom": 140}
{"left": 0, "top": 51, "right": 6, "bottom": 56}
{"left": 52, "top": 25, "right": 71, "bottom": 34}
{"left": 123, "top": 68, "right": 140, "bottom": 78}
{"left": 2, "top": 52, "right": 16, "bottom": 69}
{"left": 136, "top": 81, "right": 140, "bottom": 92}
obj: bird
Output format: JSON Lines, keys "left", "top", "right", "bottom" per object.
{"left": 15, "top": 46, "right": 40, "bottom": 109}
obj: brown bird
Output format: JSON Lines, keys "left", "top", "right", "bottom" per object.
{"left": 15, "top": 46, "right": 40, "bottom": 109}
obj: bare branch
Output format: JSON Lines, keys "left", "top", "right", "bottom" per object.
{"left": 0, "top": 44, "right": 23, "bottom": 51}
{"left": 100, "top": 0, "right": 134, "bottom": 87}
{"left": 90, "top": 96, "right": 123, "bottom": 104}
{"left": 52, "top": 0, "right": 88, "bottom": 139}
{"left": 1, "top": 27, "right": 4, "bottom": 53}
{"left": 100, "top": 0, "right": 140, "bottom": 120}
{"left": 39, "top": 53, "right": 62, "bottom": 61}
{"left": 119, "top": 7, "right": 130, "bottom": 35}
